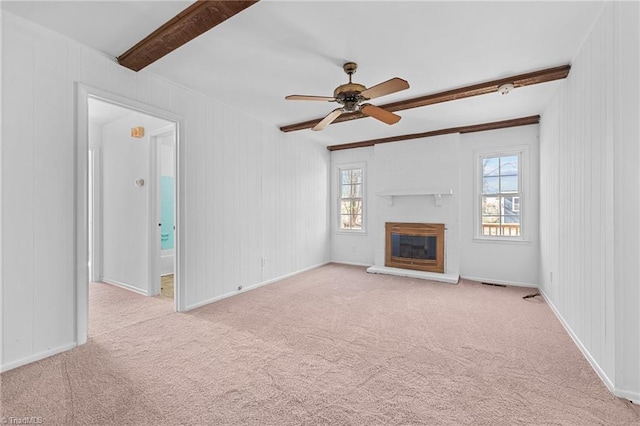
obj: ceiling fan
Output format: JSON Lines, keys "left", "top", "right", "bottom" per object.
{"left": 285, "top": 62, "right": 410, "bottom": 131}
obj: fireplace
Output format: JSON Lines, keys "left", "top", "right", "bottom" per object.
{"left": 385, "top": 223, "right": 444, "bottom": 273}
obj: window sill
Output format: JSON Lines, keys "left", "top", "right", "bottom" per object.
{"left": 335, "top": 230, "right": 368, "bottom": 236}
{"left": 473, "top": 237, "right": 531, "bottom": 245}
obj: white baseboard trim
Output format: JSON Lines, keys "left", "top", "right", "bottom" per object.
{"left": 461, "top": 275, "right": 538, "bottom": 289}
{"left": 102, "top": 278, "right": 148, "bottom": 296}
{"left": 1, "top": 342, "right": 77, "bottom": 373}
{"left": 184, "top": 261, "right": 331, "bottom": 311}
{"left": 615, "top": 388, "right": 640, "bottom": 405}
{"left": 330, "top": 261, "right": 373, "bottom": 267}
{"left": 538, "top": 288, "right": 617, "bottom": 396}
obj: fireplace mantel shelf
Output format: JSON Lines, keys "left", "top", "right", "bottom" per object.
{"left": 376, "top": 188, "right": 453, "bottom": 207}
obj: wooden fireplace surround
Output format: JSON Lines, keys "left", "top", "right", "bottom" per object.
{"left": 385, "top": 222, "right": 445, "bottom": 273}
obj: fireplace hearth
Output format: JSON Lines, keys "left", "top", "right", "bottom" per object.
{"left": 385, "top": 222, "right": 444, "bottom": 273}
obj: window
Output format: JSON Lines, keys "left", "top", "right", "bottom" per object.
{"left": 338, "top": 165, "right": 364, "bottom": 231}
{"left": 479, "top": 152, "right": 522, "bottom": 238}
{"left": 511, "top": 196, "right": 520, "bottom": 212}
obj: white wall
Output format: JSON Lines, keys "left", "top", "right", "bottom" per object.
{"left": 372, "top": 135, "right": 461, "bottom": 278}
{"left": 460, "top": 125, "right": 540, "bottom": 287}
{"left": 1, "top": 12, "right": 330, "bottom": 371}
{"left": 100, "top": 112, "right": 171, "bottom": 294}
{"left": 612, "top": 0, "right": 640, "bottom": 401}
{"left": 539, "top": 1, "right": 639, "bottom": 400}
{"left": 330, "top": 126, "right": 540, "bottom": 287}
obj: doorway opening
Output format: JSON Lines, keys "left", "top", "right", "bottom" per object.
{"left": 150, "top": 126, "right": 177, "bottom": 299}
{"left": 78, "top": 87, "right": 181, "bottom": 343}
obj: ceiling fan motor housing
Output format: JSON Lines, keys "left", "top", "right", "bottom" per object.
{"left": 334, "top": 83, "right": 367, "bottom": 112}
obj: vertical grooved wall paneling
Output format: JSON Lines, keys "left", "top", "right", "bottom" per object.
{"left": 540, "top": 0, "right": 614, "bottom": 385}
{"left": 539, "top": 2, "right": 640, "bottom": 398}
{"left": 2, "top": 14, "right": 35, "bottom": 363}
{"left": 1, "top": 12, "right": 330, "bottom": 371}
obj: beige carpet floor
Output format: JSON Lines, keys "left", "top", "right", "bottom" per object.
{"left": 1, "top": 264, "right": 639, "bottom": 425}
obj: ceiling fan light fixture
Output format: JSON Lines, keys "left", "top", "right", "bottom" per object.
{"left": 497, "top": 83, "right": 515, "bottom": 95}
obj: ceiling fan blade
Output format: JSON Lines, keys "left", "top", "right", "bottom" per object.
{"left": 285, "top": 95, "right": 336, "bottom": 101}
{"left": 361, "top": 104, "right": 402, "bottom": 125}
{"left": 361, "top": 78, "right": 410, "bottom": 100}
{"left": 312, "top": 108, "right": 344, "bottom": 131}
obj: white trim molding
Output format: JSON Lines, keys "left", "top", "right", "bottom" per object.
{"left": 102, "top": 279, "right": 149, "bottom": 296}
{"left": 1, "top": 343, "right": 77, "bottom": 373}
{"left": 540, "top": 288, "right": 640, "bottom": 404}
{"left": 184, "top": 262, "right": 331, "bottom": 311}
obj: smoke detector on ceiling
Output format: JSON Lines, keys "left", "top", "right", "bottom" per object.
{"left": 497, "top": 83, "right": 515, "bottom": 95}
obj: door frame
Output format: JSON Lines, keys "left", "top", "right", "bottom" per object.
{"left": 149, "top": 125, "right": 176, "bottom": 297}
{"left": 75, "top": 83, "right": 185, "bottom": 346}
{"left": 88, "top": 146, "right": 103, "bottom": 283}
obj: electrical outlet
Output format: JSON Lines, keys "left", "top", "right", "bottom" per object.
{"left": 351, "top": 245, "right": 357, "bottom": 253}
{"left": 261, "top": 258, "right": 267, "bottom": 267}
{"left": 550, "top": 272, "right": 553, "bottom": 283}
{"left": 238, "top": 285, "right": 243, "bottom": 291}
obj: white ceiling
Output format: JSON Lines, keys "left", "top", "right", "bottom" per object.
{"left": 2, "top": 1, "right": 605, "bottom": 146}
{"left": 88, "top": 98, "right": 133, "bottom": 125}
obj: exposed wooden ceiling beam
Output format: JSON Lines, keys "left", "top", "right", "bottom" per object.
{"left": 280, "top": 65, "right": 568, "bottom": 132}
{"left": 118, "top": 0, "right": 259, "bottom": 72}
{"left": 327, "top": 115, "right": 540, "bottom": 151}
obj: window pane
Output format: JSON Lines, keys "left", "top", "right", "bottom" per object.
{"left": 481, "top": 217, "right": 500, "bottom": 236}
{"left": 500, "top": 156, "right": 518, "bottom": 176}
{"left": 340, "top": 215, "right": 351, "bottom": 229}
{"left": 483, "top": 177, "right": 499, "bottom": 194}
{"left": 341, "top": 184, "right": 360, "bottom": 198}
{"left": 503, "top": 214, "right": 520, "bottom": 225}
{"left": 351, "top": 199, "right": 362, "bottom": 215}
{"left": 503, "top": 195, "right": 520, "bottom": 214}
{"left": 482, "top": 196, "right": 501, "bottom": 215}
{"left": 501, "top": 223, "right": 520, "bottom": 236}
{"left": 479, "top": 154, "right": 522, "bottom": 238}
{"left": 352, "top": 214, "right": 362, "bottom": 229}
{"left": 351, "top": 168, "right": 362, "bottom": 183}
{"left": 483, "top": 157, "right": 500, "bottom": 177}
{"left": 482, "top": 215, "right": 500, "bottom": 224}
{"left": 500, "top": 175, "right": 518, "bottom": 192}
{"left": 340, "top": 200, "right": 351, "bottom": 214}
{"left": 341, "top": 170, "right": 350, "bottom": 185}
{"left": 340, "top": 214, "right": 362, "bottom": 230}
{"left": 340, "top": 200, "right": 362, "bottom": 228}
{"left": 341, "top": 184, "right": 362, "bottom": 198}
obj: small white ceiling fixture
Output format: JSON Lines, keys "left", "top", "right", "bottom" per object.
{"left": 497, "top": 83, "right": 515, "bottom": 95}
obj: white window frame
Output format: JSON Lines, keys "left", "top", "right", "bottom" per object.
{"left": 336, "top": 163, "right": 366, "bottom": 234}
{"left": 474, "top": 146, "right": 529, "bottom": 243}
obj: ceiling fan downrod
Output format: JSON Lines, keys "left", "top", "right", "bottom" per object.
{"left": 335, "top": 62, "right": 366, "bottom": 112}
